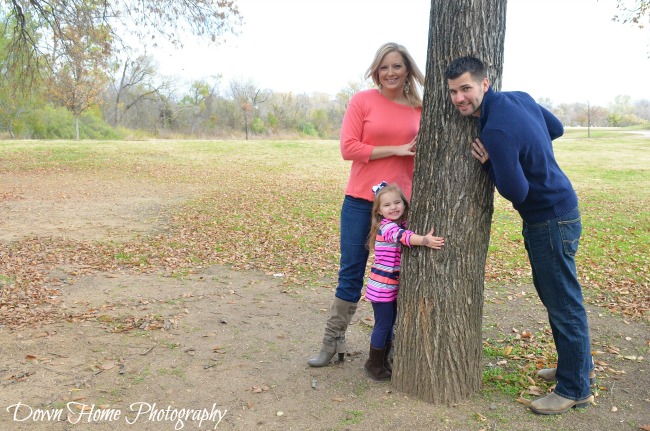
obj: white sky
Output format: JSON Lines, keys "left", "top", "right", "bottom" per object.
{"left": 152, "top": 0, "right": 650, "bottom": 106}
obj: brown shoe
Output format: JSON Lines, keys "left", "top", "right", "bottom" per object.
{"left": 536, "top": 368, "right": 597, "bottom": 385}
{"left": 364, "top": 345, "right": 391, "bottom": 381}
{"left": 529, "top": 392, "right": 591, "bottom": 415}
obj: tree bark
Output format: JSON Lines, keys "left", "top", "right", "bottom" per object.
{"left": 392, "top": 0, "right": 507, "bottom": 404}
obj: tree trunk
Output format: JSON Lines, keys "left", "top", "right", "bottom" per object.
{"left": 244, "top": 111, "right": 249, "bottom": 140}
{"left": 392, "top": 0, "right": 506, "bottom": 404}
{"left": 75, "top": 114, "right": 80, "bottom": 140}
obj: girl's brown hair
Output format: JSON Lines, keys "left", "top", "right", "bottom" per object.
{"left": 367, "top": 183, "right": 410, "bottom": 252}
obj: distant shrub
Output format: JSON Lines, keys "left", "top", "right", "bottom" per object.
{"left": 300, "top": 122, "right": 318, "bottom": 137}
{"left": 251, "top": 117, "right": 266, "bottom": 134}
{"left": 20, "top": 105, "right": 122, "bottom": 139}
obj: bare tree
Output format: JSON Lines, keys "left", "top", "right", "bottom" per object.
{"left": 109, "top": 54, "right": 169, "bottom": 127}
{"left": 391, "top": 0, "right": 506, "bottom": 404}
{"left": 229, "top": 79, "right": 270, "bottom": 139}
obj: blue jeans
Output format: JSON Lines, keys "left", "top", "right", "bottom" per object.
{"left": 370, "top": 301, "right": 397, "bottom": 348}
{"left": 522, "top": 207, "right": 592, "bottom": 400}
{"left": 335, "top": 195, "right": 373, "bottom": 303}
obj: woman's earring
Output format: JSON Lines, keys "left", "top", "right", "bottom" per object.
{"left": 404, "top": 80, "right": 410, "bottom": 95}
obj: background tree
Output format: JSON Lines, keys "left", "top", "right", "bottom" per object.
{"left": 46, "top": 4, "right": 111, "bottom": 139}
{"left": 392, "top": 0, "right": 506, "bottom": 404}
{"left": 178, "top": 77, "right": 222, "bottom": 135}
{"left": 614, "top": 0, "right": 649, "bottom": 28}
{"left": 3, "top": 0, "right": 242, "bottom": 90}
{"left": 0, "top": 11, "right": 38, "bottom": 138}
{"left": 108, "top": 54, "right": 168, "bottom": 127}
{"left": 229, "top": 79, "right": 270, "bottom": 140}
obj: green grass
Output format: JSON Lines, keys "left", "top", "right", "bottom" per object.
{"left": 0, "top": 129, "right": 648, "bottom": 316}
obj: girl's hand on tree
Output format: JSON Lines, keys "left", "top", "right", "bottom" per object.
{"left": 421, "top": 228, "right": 445, "bottom": 249}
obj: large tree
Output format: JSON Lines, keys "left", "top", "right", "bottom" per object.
{"left": 391, "top": 0, "right": 506, "bottom": 404}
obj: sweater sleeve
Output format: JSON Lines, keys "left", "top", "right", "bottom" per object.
{"left": 380, "top": 221, "right": 413, "bottom": 247}
{"left": 481, "top": 129, "right": 529, "bottom": 205}
{"left": 540, "top": 105, "right": 564, "bottom": 140}
{"left": 340, "top": 94, "right": 373, "bottom": 163}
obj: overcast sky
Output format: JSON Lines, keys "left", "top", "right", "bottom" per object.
{"left": 151, "top": 0, "right": 650, "bottom": 106}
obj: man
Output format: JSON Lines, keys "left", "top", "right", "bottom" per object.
{"left": 445, "top": 56, "right": 593, "bottom": 415}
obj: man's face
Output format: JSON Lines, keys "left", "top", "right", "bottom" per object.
{"left": 447, "top": 72, "right": 489, "bottom": 117}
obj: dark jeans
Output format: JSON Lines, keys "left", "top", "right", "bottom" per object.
{"left": 370, "top": 301, "right": 397, "bottom": 348}
{"left": 523, "top": 207, "right": 592, "bottom": 400}
{"left": 335, "top": 195, "right": 373, "bottom": 303}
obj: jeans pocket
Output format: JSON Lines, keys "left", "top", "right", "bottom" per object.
{"left": 558, "top": 217, "right": 582, "bottom": 256}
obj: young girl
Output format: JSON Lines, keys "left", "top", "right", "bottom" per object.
{"left": 364, "top": 182, "right": 445, "bottom": 381}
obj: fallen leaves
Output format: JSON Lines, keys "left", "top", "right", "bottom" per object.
{"left": 2, "top": 146, "right": 648, "bottom": 333}
{"left": 251, "top": 384, "right": 270, "bottom": 393}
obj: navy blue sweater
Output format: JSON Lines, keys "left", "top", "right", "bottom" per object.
{"left": 479, "top": 87, "right": 578, "bottom": 223}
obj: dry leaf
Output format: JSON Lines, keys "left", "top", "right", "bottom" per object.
{"left": 527, "top": 386, "right": 542, "bottom": 396}
{"left": 516, "top": 397, "right": 532, "bottom": 406}
{"left": 503, "top": 346, "right": 513, "bottom": 356}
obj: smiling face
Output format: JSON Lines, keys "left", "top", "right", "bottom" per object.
{"left": 447, "top": 71, "right": 489, "bottom": 117}
{"left": 378, "top": 51, "right": 408, "bottom": 93}
{"left": 377, "top": 190, "right": 406, "bottom": 221}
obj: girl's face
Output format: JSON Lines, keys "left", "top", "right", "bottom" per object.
{"left": 378, "top": 190, "right": 405, "bottom": 221}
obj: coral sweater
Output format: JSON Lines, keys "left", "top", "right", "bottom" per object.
{"left": 340, "top": 89, "right": 421, "bottom": 202}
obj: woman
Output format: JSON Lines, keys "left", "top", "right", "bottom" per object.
{"left": 308, "top": 42, "right": 425, "bottom": 367}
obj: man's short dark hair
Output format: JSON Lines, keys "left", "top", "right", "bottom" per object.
{"left": 445, "top": 56, "right": 487, "bottom": 81}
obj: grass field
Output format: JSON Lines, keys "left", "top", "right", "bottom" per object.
{"left": 1, "top": 130, "right": 649, "bottom": 430}
{"left": 0, "top": 128, "right": 648, "bottom": 321}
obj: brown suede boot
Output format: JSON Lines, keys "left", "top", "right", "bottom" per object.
{"left": 364, "top": 345, "right": 391, "bottom": 381}
{"left": 307, "top": 298, "right": 358, "bottom": 367}
{"left": 384, "top": 341, "right": 393, "bottom": 373}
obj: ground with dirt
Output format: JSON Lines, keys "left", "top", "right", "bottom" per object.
{"left": 1, "top": 165, "right": 648, "bottom": 431}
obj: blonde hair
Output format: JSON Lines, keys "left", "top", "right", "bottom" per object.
{"left": 365, "top": 42, "right": 425, "bottom": 108}
{"left": 367, "top": 183, "right": 410, "bottom": 252}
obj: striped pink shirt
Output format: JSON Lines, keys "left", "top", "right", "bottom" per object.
{"left": 365, "top": 219, "right": 413, "bottom": 303}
